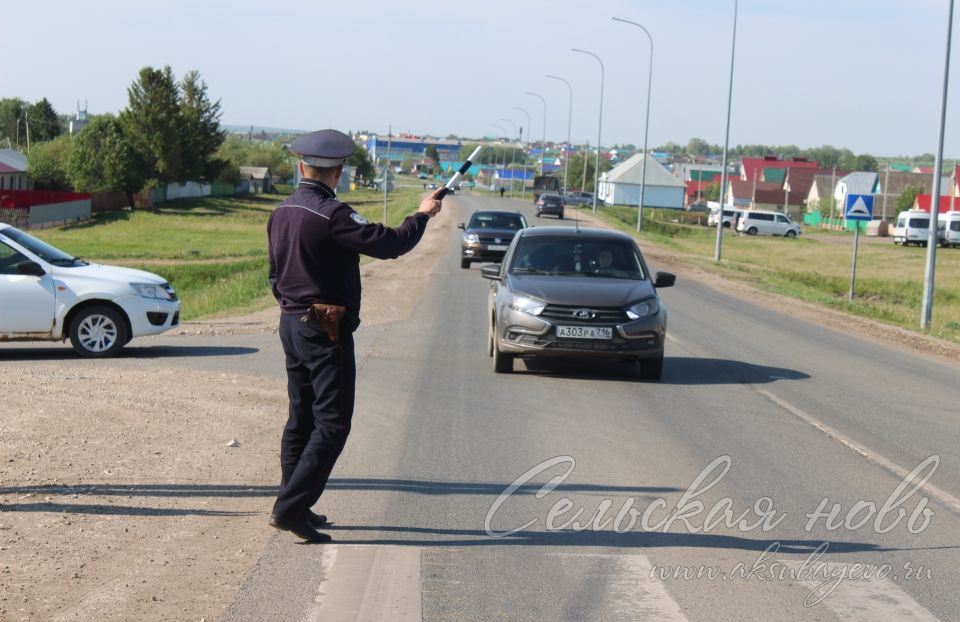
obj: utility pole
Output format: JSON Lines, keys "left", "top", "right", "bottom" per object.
{"left": 829, "top": 165, "right": 837, "bottom": 229}
{"left": 383, "top": 125, "right": 391, "bottom": 223}
{"left": 882, "top": 165, "right": 890, "bottom": 221}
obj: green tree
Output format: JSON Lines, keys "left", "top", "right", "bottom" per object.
{"left": 425, "top": 144, "right": 441, "bottom": 173}
{"left": 121, "top": 66, "right": 184, "bottom": 183}
{"left": 69, "top": 115, "right": 148, "bottom": 205}
{"left": 347, "top": 145, "right": 374, "bottom": 181}
{"left": 566, "top": 151, "right": 611, "bottom": 192}
{"left": 0, "top": 98, "right": 27, "bottom": 146}
{"left": 400, "top": 155, "right": 414, "bottom": 174}
{"left": 896, "top": 184, "right": 925, "bottom": 213}
{"left": 703, "top": 182, "right": 721, "bottom": 202}
{"left": 27, "top": 98, "right": 62, "bottom": 142}
{"left": 179, "top": 70, "right": 226, "bottom": 181}
{"left": 839, "top": 152, "right": 878, "bottom": 172}
{"left": 28, "top": 135, "right": 73, "bottom": 190}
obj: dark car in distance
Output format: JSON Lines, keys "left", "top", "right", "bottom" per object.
{"left": 481, "top": 226, "right": 675, "bottom": 379}
{"left": 459, "top": 210, "right": 528, "bottom": 269}
{"left": 536, "top": 194, "right": 565, "bottom": 219}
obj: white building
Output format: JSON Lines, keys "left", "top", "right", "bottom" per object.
{"left": 0, "top": 148, "right": 31, "bottom": 191}
{"left": 598, "top": 154, "right": 685, "bottom": 209}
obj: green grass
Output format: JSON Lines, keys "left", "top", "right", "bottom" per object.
{"left": 31, "top": 188, "right": 425, "bottom": 320}
{"left": 127, "top": 257, "right": 272, "bottom": 321}
{"left": 592, "top": 207, "right": 960, "bottom": 342}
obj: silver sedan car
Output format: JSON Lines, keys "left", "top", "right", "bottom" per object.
{"left": 481, "top": 226, "right": 675, "bottom": 379}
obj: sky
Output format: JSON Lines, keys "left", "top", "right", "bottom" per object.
{"left": 3, "top": 0, "right": 959, "bottom": 159}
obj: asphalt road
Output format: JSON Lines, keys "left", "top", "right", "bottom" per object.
{"left": 8, "top": 194, "right": 959, "bottom": 621}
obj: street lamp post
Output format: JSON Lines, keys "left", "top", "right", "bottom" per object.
{"left": 514, "top": 107, "right": 532, "bottom": 199}
{"left": 921, "top": 0, "right": 955, "bottom": 330}
{"left": 572, "top": 48, "right": 605, "bottom": 212}
{"left": 492, "top": 124, "right": 509, "bottom": 194}
{"left": 499, "top": 117, "right": 519, "bottom": 196}
{"left": 524, "top": 91, "right": 547, "bottom": 177}
{"left": 714, "top": 0, "right": 739, "bottom": 263}
{"left": 612, "top": 17, "right": 654, "bottom": 233}
{"left": 546, "top": 74, "right": 573, "bottom": 193}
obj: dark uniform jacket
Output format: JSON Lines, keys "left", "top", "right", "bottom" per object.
{"left": 267, "top": 179, "right": 430, "bottom": 330}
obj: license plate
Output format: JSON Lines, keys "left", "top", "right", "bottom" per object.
{"left": 556, "top": 326, "right": 613, "bottom": 339}
{"left": 488, "top": 245, "right": 509, "bottom": 251}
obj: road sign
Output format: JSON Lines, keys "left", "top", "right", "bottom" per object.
{"left": 845, "top": 194, "right": 874, "bottom": 221}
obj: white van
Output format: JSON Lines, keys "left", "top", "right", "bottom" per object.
{"left": 736, "top": 210, "right": 801, "bottom": 238}
{"left": 0, "top": 223, "right": 181, "bottom": 357}
{"left": 941, "top": 211, "right": 960, "bottom": 248}
{"left": 892, "top": 210, "right": 931, "bottom": 246}
{"left": 707, "top": 207, "right": 742, "bottom": 228}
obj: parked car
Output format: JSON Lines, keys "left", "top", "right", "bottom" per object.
{"left": 736, "top": 210, "right": 801, "bottom": 238}
{"left": 892, "top": 209, "right": 932, "bottom": 246}
{"left": 563, "top": 191, "right": 595, "bottom": 205}
{"left": 481, "top": 226, "right": 676, "bottom": 379}
{"left": 536, "top": 194, "right": 565, "bottom": 219}
{"left": 0, "top": 223, "right": 181, "bottom": 357}
{"left": 707, "top": 207, "right": 742, "bottom": 228}
{"left": 941, "top": 211, "right": 960, "bottom": 248}
{"left": 459, "top": 210, "right": 528, "bottom": 269}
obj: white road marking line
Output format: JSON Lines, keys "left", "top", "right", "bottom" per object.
{"left": 547, "top": 553, "right": 689, "bottom": 621}
{"left": 783, "top": 560, "right": 941, "bottom": 621}
{"left": 754, "top": 388, "right": 960, "bottom": 515}
{"left": 308, "top": 545, "right": 422, "bottom": 622}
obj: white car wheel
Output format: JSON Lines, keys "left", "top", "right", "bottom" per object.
{"left": 70, "top": 306, "right": 128, "bottom": 358}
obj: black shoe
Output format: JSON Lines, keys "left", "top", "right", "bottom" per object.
{"left": 306, "top": 510, "right": 328, "bottom": 527}
{"left": 269, "top": 514, "right": 332, "bottom": 543}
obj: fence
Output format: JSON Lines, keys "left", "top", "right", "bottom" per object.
{"left": 0, "top": 190, "right": 92, "bottom": 229}
{"left": 90, "top": 191, "right": 129, "bottom": 213}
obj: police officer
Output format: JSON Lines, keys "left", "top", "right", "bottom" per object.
{"left": 267, "top": 129, "right": 443, "bottom": 543}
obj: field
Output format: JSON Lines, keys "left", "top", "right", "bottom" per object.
{"left": 32, "top": 187, "right": 425, "bottom": 320}
{"left": 594, "top": 206, "right": 960, "bottom": 342}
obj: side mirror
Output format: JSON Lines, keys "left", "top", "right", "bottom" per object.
{"left": 654, "top": 271, "right": 676, "bottom": 288}
{"left": 17, "top": 260, "right": 46, "bottom": 277}
{"left": 480, "top": 264, "right": 503, "bottom": 281}
{"left": 458, "top": 223, "right": 465, "bottom": 230}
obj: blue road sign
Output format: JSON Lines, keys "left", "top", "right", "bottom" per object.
{"left": 845, "top": 194, "right": 874, "bottom": 221}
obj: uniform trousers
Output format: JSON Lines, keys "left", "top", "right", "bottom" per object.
{"left": 272, "top": 312, "right": 356, "bottom": 520}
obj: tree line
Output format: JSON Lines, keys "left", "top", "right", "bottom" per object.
{"left": 3, "top": 66, "right": 228, "bottom": 204}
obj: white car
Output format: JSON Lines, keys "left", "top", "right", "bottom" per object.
{"left": 0, "top": 223, "right": 181, "bottom": 357}
{"left": 707, "top": 207, "right": 742, "bottom": 228}
{"left": 736, "top": 210, "right": 801, "bottom": 238}
{"left": 892, "top": 209, "right": 932, "bottom": 247}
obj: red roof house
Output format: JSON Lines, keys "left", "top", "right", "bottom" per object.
{"left": 740, "top": 155, "right": 819, "bottom": 182}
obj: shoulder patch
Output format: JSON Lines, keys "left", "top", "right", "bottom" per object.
{"left": 350, "top": 212, "right": 369, "bottom": 225}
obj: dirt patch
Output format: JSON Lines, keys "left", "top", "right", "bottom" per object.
{"left": 0, "top": 197, "right": 454, "bottom": 621}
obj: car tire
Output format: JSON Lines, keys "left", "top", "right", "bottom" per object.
{"left": 722, "top": 222, "right": 731, "bottom": 228}
{"left": 639, "top": 355, "right": 663, "bottom": 381}
{"left": 785, "top": 230, "right": 797, "bottom": 239}
{"left": 69, "top": 305, "right": 128, "bottom": 358}
{"left": 747, "top": 227, "right": 758, "bottom": 236}
{"left": 460, "top": 257, "right": 471, "bottom": 269}
{"left": 492, "top": 332, "right": 514, "bottom": 373}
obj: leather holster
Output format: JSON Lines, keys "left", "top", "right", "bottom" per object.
{"left": 305, "top": 303, "right": 347, "bottom": 343}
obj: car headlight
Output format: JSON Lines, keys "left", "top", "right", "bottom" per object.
{"left": 626, "top": 298, "right": 659, "bottom": 320}
{"left": 132, "top": 282, "right": 174, "bottom": 300}
{"left": 463, "top": 233, "right": 479, "bottom": 244}
{"left": 508, "top": 294, "right": 546, "bottom": 316}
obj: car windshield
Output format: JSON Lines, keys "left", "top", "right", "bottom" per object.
{"left": 469, "top": 212, "right": 526, "bottom": 229}
{"left": 509, "top": 236, "right": 645, "bottom": 280}
{"left": 909, "top": 218, "right": 930, "bottom": 228}
{"left": 0, "top": 227, "right": 83, "bottom": 265}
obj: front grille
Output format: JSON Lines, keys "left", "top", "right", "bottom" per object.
{"left": 478, "top": 236, "right": 513, "bottom": 243}
{"left": 540, "top": 304, "right": 627, "bottom": 323}
{"left": 516, "top": 333, "right": 635, "bottom": 352}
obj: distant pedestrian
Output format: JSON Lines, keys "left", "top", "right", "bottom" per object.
{"left": 267, "top": 129, "right": 444, "bottom": 543}
{"left": 499, "top": 187, "right": 505, "bottom": 198}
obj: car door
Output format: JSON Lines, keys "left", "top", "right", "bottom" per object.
{"left": 775, "top": 214, "right": 791, "bottom": 235}
{"left": 0, "top": 240, "right": 57, "bottom": 334}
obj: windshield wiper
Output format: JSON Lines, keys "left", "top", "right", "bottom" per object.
{"left": 511, "top": 267, "right": 549, "bottom": 275}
